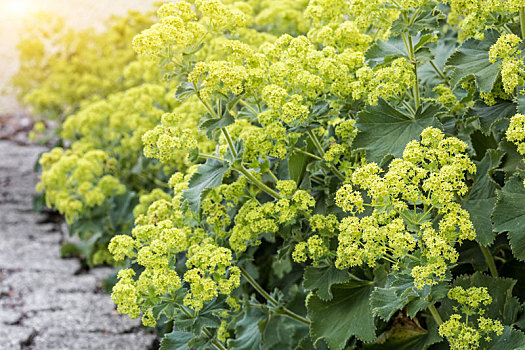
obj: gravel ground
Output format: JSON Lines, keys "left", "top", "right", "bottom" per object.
{"left": 0, "top": 140, "right": 155, "bottom": 350}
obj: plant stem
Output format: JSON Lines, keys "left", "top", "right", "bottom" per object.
{"left": 221, "top": 127, "right": 237, "bottom": 158}
{"left": 235, "top": 165, "right": 282, "bottom": 199}
{"left": 239, "top": 267, "right": 311, "bottom": 325}
{"left": 199, "top": 153, "right": 227, "bottom": 162}
{"left": 428, "top": 304, "right": 443, "bottom": 325}
{"left": 179, "top": 307, "right": 227, "bottom": 350}
{"left": 193, "top": 87, "right": 238, "bottom": 158}
{"left": 520, "top": 7, "right": 525, "bottom": 39}
{"left": 480, "top": 244, "right": 499, "bottom": 277}
{"left": 293, "top": 147, "right": 323, "bottom": 161}
{"left": 238, "top": 99, "right": 259, "bottom": 116}
{"left": 204, "top": 329, "right": 227, "bottom": 350}
{"left": 430, "top": 60, "right": 447, "bottom": 82}
{"left": 307, "top": 130, "right": 345, "bottom": 181}
{"left": 267, "top": 169, "right": 279, "bottom": 182}
{"left": 407, "top": 35, "right": 420, "bottom": 110}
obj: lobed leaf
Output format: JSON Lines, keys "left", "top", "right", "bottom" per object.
{"left": 353, "top": 99, "right": 442, "bottom": 164}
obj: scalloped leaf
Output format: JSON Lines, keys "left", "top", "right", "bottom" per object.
{"left": 463, "top": 149, "right": 504, "bottom": 246}
{"left": 365, "top": 36, "right": 407, "bottom": 68}
{"left": 303, "top": 264, "right": 351, "bottom": 301}
{"left": 174, "top": 81, "right": 197, "bottom": 102}
{"left": 228, "top": 306, "right": 265, "bottom": 350}
{"left": 485, "top": 326, "right": 525, "bottom": 349}
{"left": 370, "top": 271, "right": 448, "bottom": 321}
{"left": 370, "top": 287, "right": 408, "bottom": 321}
{"left": 467, "top": 100, "right": 515, "bottom": 136}
{"left": 353, "top": 100, "right": 442, "bottom": 164}
{"left": 391, "top": 7, "right": 444, "bottom": 36}
{"left": 307, "top": 279, "right": 377, "bottom": 349}
{"left": 160, "top": 331, "right": 195, "bottom": 350}
{"left": 183, "top": 158, "right": 230, "bottom": 212}
{"left": 445, "top": 29, "right": 500, "bottom": 93}
{"left": 493, "top": 174, "right": 525, "bottom": 261}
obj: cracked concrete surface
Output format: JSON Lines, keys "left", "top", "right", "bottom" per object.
{"left": 0, "top": 141, "right": 155, "bottom": 350}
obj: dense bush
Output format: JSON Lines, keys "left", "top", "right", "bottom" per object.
{"left": 16, "top": 0, "right": 525, "bottom": 349}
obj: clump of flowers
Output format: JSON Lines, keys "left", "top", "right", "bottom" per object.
{"left": 37, "top": 148, "right": 125, "bottom": 223}
{"left": 507, "top": 113, "right": 525, "bottom": 155}
{"left": 334, "top": 127, "right": 476, "bottom": 288}
{"left": 439, "top": 287, "right": 504, "bottom": 350}
{"left": 489, "top": 33, "right": 524, "bottom": 94}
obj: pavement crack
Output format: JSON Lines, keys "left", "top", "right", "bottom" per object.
{"left": 19, "top": 329, "right": 38, "bottom": 349}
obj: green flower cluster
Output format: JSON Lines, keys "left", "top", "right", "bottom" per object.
{"left": 109, "top": 174, "right": 241, "bottom": 324}
{"left": 507, "top": 113, "right": 525, "bottom": 155}
{"left": 444, "top": 0, "right": 525, "bottom": 40}
{"left": 11, "top": 10, "right": 155, "bottom": 120}
{"left": 439, "top": 287, "right": 504, "bottom": 350}
{"left": 489, "top": 33, "right": 524, "bottom": 94}
{"left": 38, "top": 148, "right": 125, "bottom": 223}
{"left": 334, "top": 127, "right": 476, "bottom": 288}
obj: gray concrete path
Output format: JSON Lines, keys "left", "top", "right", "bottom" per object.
{"left": 0, "top": 141, "right": 155, "bottom": 350}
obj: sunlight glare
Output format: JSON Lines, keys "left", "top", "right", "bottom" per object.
{"left": 1, "top": 0, "right": 35, "bottom": 20}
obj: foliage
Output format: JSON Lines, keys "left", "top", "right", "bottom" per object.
{"left": 16, "top": 0, "right": 525, "bottom": 348}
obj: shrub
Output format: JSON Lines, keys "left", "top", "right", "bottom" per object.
{"left": 21, "top": 0, "right": 525, "bottom": 348}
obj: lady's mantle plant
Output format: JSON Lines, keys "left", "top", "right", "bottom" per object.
{"left": 25, "top": 0, "right": 525, "bottom": 348}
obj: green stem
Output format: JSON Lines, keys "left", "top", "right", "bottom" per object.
{"left": 179, "top": 307, "right": 226, "bottom": 350}
{"left": 428, "top": 304, "right": 443, "bottom": 325}
{"left": 193, "top": 86, "right": 238, "bottom": 158}
{"left": 430, "top": 60, "right": 447, "bottom": 82}
{"left": 267, "top": 169, "right": 279, "bottom": 182}
{"left": 239, "top": 99, "right": 259, "bottom": 116}
{"left": 407, "top": 35, "right": 420, "bottom": 110}
{"left": 310, "top": 174, "right": 325, "bottom": 183}
{"left": 235, "top": 165, "right": 282, "bottom": 199}
{"left": 307, "top": 130, "right": 325, "bottom": 156}
{"left": 199, "top": 153, "right": 227, "bottom": 162}
{"left": 293, "top": 147, "right": 323, "bottom": 161}
{"left": 307, "top": 130, "right": 345, "bottom": 181}
{"left": 520, "top": 7, "right": 525, "bottom": 39}
{"left": 239, "top": 267, "right": 311, "bottom": 325}
{"left": 480, "top": 244, "right": 499, "bottom": 277}
{"left": 221, "top": 127, "right": 238, "bottom": 158}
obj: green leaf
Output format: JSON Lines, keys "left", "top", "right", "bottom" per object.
{"left": 493, "top": 174, "right": 525, "bottom": 261}
{"left": 260, "top": 315, "right": 306, "bottom": 350}
{"left": 228, "top": 306, "right": 265, "bottom": 350}
{"left": 370, "top": 270, "right": 448, "bottom": 321}
{"left": 307, "top": 279, "right": 377, "bottom": 349}
{"left": 160, "top": 331, "right": 195, "bottom": 350}
{"left": 297, "top": 337, "right": 330, "bottom": 350}
{"left": 391, "top": 7, "right": 444, "bottom": 36}
{"left": 174, "top": 81, "right": 197, "bottom": 102}
{"left": 366, "top": 36, "right": 407, "bottom": 68}
{"left": 174, "top": 297, "right": 226, "bottom": 333}
{"left": 497, "top": 141, "right": 525, "bottom": 178}
{"left": 200, "top": 112, "right": 235, "bottom": 136}
{"left": 462, "top": 150, "right": 504, "bottom": 246}
{"left": 353, "top": 100, "right": 442, "bottom": 164}
{"left": 445, "top": 29, "right": 500, "bottom": 93}
{"left": 467, "top": 100, "right": 515, "bottom": 136}
{"left": 183, "top": 158, "right": 230, "bottom": 212}
{"left": 419, "top": 37, "right": 457, "bottom": 86}
{"left": 303, "top": 264, "right": 351, "bottom": 301}
{"left": 485, "top": 326, "right": 525, "bottom": 350}
{"left": 370, "top": 287, "right": 408, "bottom": 321}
